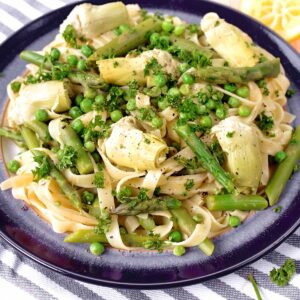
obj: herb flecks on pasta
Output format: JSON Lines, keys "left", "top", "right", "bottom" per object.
{"left": 1, "top": 2, "right": 299, "bottom": 256}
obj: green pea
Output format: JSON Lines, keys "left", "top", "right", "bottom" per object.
{"left": 162, "top": 20, "right": 174, "bottom": 32}
{"left": 158, "top": 98, "right": 169, "bottom": 110}
{"left": 224, "top": 83, "right": 236, "bottom": 93}
{"left": 179, "top": 84, "right": 190, "bottom": 95}
{"left": 238, "top": 105, "right": 252, "bottom": 117}
{"left": 275, "top": 151, "right": 287, "bottom": 163}
{"left": 179, "top": 63, "right": 189, "bottom": 73}
{"left": 10, "top": 81, "right": 21, "bottom": 93}
{"left": 84, "top": 141, "right": 96, "bottom": 152}
{"left": 119, "top": 24, "right": 129, "bottom": 33}
{"left": 206, "top": 99, "right": 216, "bottom": 110}
{"left": 154, "top": 73, "right": 167, "bottom": 88}
{"left": 182, "top": 73, "right": 195, "bottom": 85}
{"left": 67, "top": 54, "right": 78, "bottom": 66}
{"left": 77, "top": 59, "right": 87, "bottom": 71}
{"left": 80, "top": 98, "right": 93, "bottom": 113}
{"left": 173, "top": 245, "right": 186, "bottom": 256}
{"left": 90, "top": 242, "right": 105, "bottom": 256}
{"left": 174, "top": 24, "right": 185, "bottom": 36}
{"left": 229, "top": 215, "right": 241, "bottom": 228}
{"left": 199, "top": 115, "right": 212, "bottom": 128}
{"left": 50, "top": 48, "right": 60, "bottom": 61}
{"left": 126, "top": 98, "right": 136, "bottom": 111}
{"left": 151, "top": 117, "right": 163, "bottom": 128}
{"left": 168, "top": 231, "right": 183, "bottom": 242}
{"left": 236, "top": 86, "right": 249, "bottom": 98}
{"left": 150, "top": 32, "right": 160, "bottom": 45}
{"left": 74, "top": 94, "right": 84, "bottom": 106}
{"left": 7, "top": 160, "right": 20, "bottom": 173}
{"left": 84, "top": 88, "right": 97, "bottom": 99}
{"left": 114, "top": 27, "right": 122, "bottom": 36}
{"left": 215, "top": 107, "right": 226, "bottom": 120}
{"left": 228, "top": 96, "right": 240, "bottom": 108}
{"left": 69, "top": 106, "right": 83, "bottom": 119}
{"left": 81, "top": 45, "right": 93, "bottom": 58}
{"left": 95, "top": 94, "right": 105, "bottom": 107}
{"left": 110, "top": 110, "right": 123, "bottom": 122}
{"left": 179, "top": 112, "right": 191, "bottom": 120}
{"left": 82, "top": 191, "right": 95, "bottom": 204}
{"left": 35, "top": 109, "right": 49, "bottom": 122}
{"left": 196, "top": 104, "right": 207, "bottom": 115}
{"left": 71, "top": 119, "right": 84, "bottom": 133}
{"left": 168, "top": 87, "right": 180, "bottom": 98}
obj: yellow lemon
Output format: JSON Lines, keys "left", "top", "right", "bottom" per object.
{"left": 240, "top": 0, "right": 300, "bottom": 42}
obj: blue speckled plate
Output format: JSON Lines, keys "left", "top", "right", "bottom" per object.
{"left": 0, "top": 0, "right": 299, "bottom": 289}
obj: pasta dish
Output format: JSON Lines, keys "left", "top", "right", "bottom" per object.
{"left": 0, "top": 2, "right": 299, "bottom": 257}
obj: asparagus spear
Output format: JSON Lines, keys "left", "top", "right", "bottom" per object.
{"left": 194, "top": 58, "right": 280, "bottom": 84}
{"left": 170, "top": 207, "right": 196, "bottom": 236}
{"left": 169, "top": 35, "right": 214, "bottom": 58}
{"left": 138, "top": 216, "right": 156, "bottom": 231}
{"left": 19, "top": 50, "right": 103, "bottom": 88}
{"left": 88, "top": 17, "right": 162, "bottom": 62}
{"left": 64, "top": 229, "right": 160, "bottom": 247}
{"left": 206, "top": 194, "right": 268, "bottom": 211}
{"left": 55, "top": 122, "right": 94, "bottom": 175}
{"left": 0, "top": 127, "right": 25, "bottom": 147}
{"left": 31, "top": 150, "right": 82, "bottom": 209}
{"left": 198, "top": 238, "right": 215, "bottom": 256}
{"left": 20, "top": 126, "right": 39, "bottom": 149}
{"left": 24, "top": 120, "right": 52, "bottom": 143}
{"left": 174, "top": 123, "right": 235, "bottom": 193}
{"left": 265, "top": 125, "right": 300, "bottom": 205}
{"left": 113, "top": 197, "right": 181, "bottom": 215}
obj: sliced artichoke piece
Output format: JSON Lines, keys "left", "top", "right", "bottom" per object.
{"left": 211, "top": 116, "right": 262, "bottom": 192}
{"left": 201, "top": 13, "right": 259, "bottom": 67}
{"left": 8, "top": 81, "right": 71, "bottom": 125}
{"left": 59, "top": 2, "right": 129, "bottom": 39}
{"left": 104, "top": 117, "right": 168, "bottom": 171}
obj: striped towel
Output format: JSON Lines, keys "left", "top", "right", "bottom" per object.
{"left": 0, "top": 0, "right": 299, "bottom": 299}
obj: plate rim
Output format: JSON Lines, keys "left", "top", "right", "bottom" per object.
{"left": 0, "top": 0, "right": 299, "bottom": 289}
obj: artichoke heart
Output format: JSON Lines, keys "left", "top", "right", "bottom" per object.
{"left": 104, "top": 117, "right": 168, "bottom": 170}
{"left": 59, "top": 2, "right": 129, "bottom": 39}
{"left": 97, "top": 49, "right": 179, "bottom": 86}
{"left": 8, "top": 81, "right": 71, "bottom": 125}
{"left": 201, "top": 13, "right": 259, "bottom": 67}
{"left": 211, "top": 116, "right": 262, "bottom": 191}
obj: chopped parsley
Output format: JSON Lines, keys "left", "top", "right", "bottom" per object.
{"left": 57, "top": 146, "right": 77, "bottom": 170}
{"left": 270, "top": 259, "right": 296, "bottom": 286}
{"left": 286, "top": 89, "right": 296, "bottom": 98}
{"left": 226, "top": 131, "right": 235, "bottom": 138}
{"left": 210, "top": 140, "right": 225, "bottom": 166}
{"left": 143, "top": 233, "right": 164, "bottom": 252}
{"left": 82, "top": 116, "right": 110, "bottom": 143}
{"left": 137, "top": 188, "right": 149, "bottom": 201}
{"left": 174, "top": 156, "right": 202, "bottom": 170}
{"left": 62, "top": 24, "right": 83, "bottom": 48}
{"left": 94, "top": 208, "right": 112, "bottom": 234}
{"left": 32, "top": 154, "right": 51, "bottom": 182}
{"left": 94, "top": 170, "right": 105, "bottom": 188}
{"left": 255, "top": 111, "right": 274, "bottom": 134}
{"left": 144, "top": 58, "right": 163, "bottom": 76}
{"left": 272, "top": 206, "right": 282, "bottom": 213}
{"left": 184, "top": 179, "right": 194, "bottom": 191}
{"left": 117, "top": 186, "right": 132, "bottom": 202}
{"left": 257, "top": 79, "right": 269, "bottom": 96}
{"left": 105, "top": 86, "right": 125, "bottom": 112}
{"left": 113, "top": 61, "right": 119, "bottom": 68}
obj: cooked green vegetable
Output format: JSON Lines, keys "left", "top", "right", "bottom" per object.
{"left": 89, "top": 17, "right": 162, "bottom": 61}
{"left": 20, "top": 126, "right": 39, "bottom": 149}
{"left": 266, "top": 125, "right": 300, "bottom": 205}
{"left": 270, "top": 259, "right": 296, "bottom": 287}
{"left": 175, "top": 123, "right": 235, "bottom": 193}
{"left": 24, "top": 120, "right": 52, "bottom": 144}
{"left": 170, "top": 207, "right": 196, "bottom": 236}
{"left": 198, "top": 238, "right": 215, "bottom": 256}
{"left": 90, "top": 242, "right": 105, "bottom": 256}
{"left": 0, "top": 127, "right": 25, "bottom": 146}
{"left": 31, "top": 150, "right": 82, "bottom": 209}
{"left": 206, "top": 194, "right": 268, "bottom": 211}
{"left": 114, "top": 197, "right": 182, "bottom": 215}
{"left": 193, "top": 59, "right": 280, "bottom": 84}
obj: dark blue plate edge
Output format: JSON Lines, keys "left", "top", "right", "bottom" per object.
{"left": 0, "top": 0, "right": 299, "bottom": 289}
